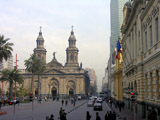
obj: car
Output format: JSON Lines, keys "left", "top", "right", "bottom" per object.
{"left": 8, "top": 97, "right": 20, "bottom": 105}
{"left": 87, "top": 100, "right": 94, "bottom": 107}
{"left": 93, "top": 102, "right": 102, "bottom": 110}
{"left": 78, "top": 96, "right": 81, "bottom": 100}
{"left": 96, "top": 97, "right": 103, "bottom": 103}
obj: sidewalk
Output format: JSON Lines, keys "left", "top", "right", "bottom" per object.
{"left": 105, "top": 102, "right": 145, "bottom": 120}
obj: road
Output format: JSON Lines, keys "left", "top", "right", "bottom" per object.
{"left": 0, "top": 99, "right": 115, "bottom": 120}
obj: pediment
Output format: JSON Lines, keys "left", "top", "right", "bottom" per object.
{"left": 44, "top": 68, "right": 65, "bottom": 74}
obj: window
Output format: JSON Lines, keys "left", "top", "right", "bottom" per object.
{"left": 150, "top": 25, "right": 152, "bottom": 47}
{"left": 155, "top": 17, "right": 159, "bottom": 42}
{"left": 145, "top": 31, "right": 148, "bottom": 51}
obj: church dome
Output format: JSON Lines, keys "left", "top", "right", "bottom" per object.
{"left": 37, "top": 31, "right": 44, "bottom": 41}
{"left": 68, "top": 30, "right": 76, "bottom": 41}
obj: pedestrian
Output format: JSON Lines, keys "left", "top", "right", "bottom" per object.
{"left": 146, "top": 109, "right": 152, "bottom": 120}
{"left": 61, "top": 109, "right": 67, "bottom": 120}
{"left": 3, "top": 100, "right": 5, "bottom": 106}
{"left": 73, "top": 99, "right": 75, "bottom": 107}
{"left": 65, "top": 99, "right": 68, "bottom": 106}
{"left": 119, "top": 102, "right": 121, "bottom": 112}
{"left": 96, "top": 112, "right": 101, "bottom": 120}
{"left": 110, "top": 100, "right": 112, "bottom": 107}
{"left": 0, "top": 100, "right": 2, "bottom": 110}
{"left": 49, "top": 114, "right": 54, "bottom": 120}
{"left": 112, "top": 111, "right": 116, "bottom": 120}
{"left": 105, "top": 111, "right": 109, "bottom": 120}
{"left": 62, "top": 99, "right": 64, "bottom": 106}
{"left": 86, "top": 111, "right": 91, "bottom": 120}
{"left": 59, "top": 107, "right": 63, "bottom": 119}
{"left": 151, "top": 108, "right": 157, "bottom": 120}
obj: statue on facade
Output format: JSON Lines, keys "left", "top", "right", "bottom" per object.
{"left": 53, "top": 52, "right": 56, "bottom": 59}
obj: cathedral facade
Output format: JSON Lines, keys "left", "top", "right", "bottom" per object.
{"left": 22, "top": 28, "right": 90, "bottom": 98}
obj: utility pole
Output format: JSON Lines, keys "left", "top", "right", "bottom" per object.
{"left": 1, "top": 63, "right": 4, "bottom": 100}
{"left": 14, "top": 54, "right": 18, "bottom": 100}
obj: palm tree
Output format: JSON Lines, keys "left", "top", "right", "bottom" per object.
{"left": 36, "top": 58, "right": 45, "bottom": 99}
{"left": 0, "top": 35, "right": 14, "bottom": 62}
{"left": 0, "top": 69, "right": 24, "bottom": 100}
{"left": 24, "top": 54, "right": 46, "bottom": 98}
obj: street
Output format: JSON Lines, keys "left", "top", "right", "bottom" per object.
{"left": 0, "top": 99, "right": 115, "bottom": 120}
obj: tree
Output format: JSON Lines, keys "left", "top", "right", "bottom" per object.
{"left": 0, "top": 35, "right": 14, "bottom": 62}
{"left": 16, "top": 84, "right": 30, "bottom": 99}
{"left": 36, "top": 58, "right": 45, "bottom": 99}
{"left": 0, "top": 69, "right": 24, "bottom": 100}
{"left": 24, "top": 54, "right": 45, "bottom": 98}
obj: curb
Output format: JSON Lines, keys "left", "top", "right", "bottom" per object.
{"left": 67, "top": 100, "right": 87, "bottom": 114}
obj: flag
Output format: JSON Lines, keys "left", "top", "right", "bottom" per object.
{"left": 116, "top": 40, "right": 121, "bottom": 59}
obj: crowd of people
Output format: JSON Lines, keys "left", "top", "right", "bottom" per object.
{"left": 86, "top": 111, "right": 116, "bottom": 120}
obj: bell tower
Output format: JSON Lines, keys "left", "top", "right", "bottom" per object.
{"left": 65, "top": 26, "right": 79, "bottom": 67}
{"left": 34, "top": 27, "right": 47, "bottom": 64}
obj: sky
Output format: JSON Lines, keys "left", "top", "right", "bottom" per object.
{"left": 0, "top": 0, "right": 111, "bottom": 92}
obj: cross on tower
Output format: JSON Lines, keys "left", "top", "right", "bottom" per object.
{"left": 40, "top": 26, "right": 42, "bottom": 32}
{"left": 71, "top": 25, "right": 74, "bottom": 31}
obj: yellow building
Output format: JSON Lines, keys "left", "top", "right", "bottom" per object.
{"left": 114, "top": 46, "right": 123, "bottom": 101}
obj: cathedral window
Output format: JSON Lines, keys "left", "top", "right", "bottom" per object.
{"left": 155, "top": 17, "right": 159, "bottom": 42}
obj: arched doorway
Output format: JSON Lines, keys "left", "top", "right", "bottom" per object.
{"left": 69, "top": 88, "right": 74, "bottom": 96}
{"left": 51, "top": 87, "right": 57, "bottom": 98}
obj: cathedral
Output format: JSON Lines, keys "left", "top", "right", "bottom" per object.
{"left": 22, "top": 28, "right": 90, "bottom": 98}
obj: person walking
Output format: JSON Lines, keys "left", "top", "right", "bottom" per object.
{"left": 49, "top": 114, "right": 54, "bottom": 120}
{"left": 61, "top": 109, "right": 67, "bottom": 120}
{"left": 59, "top": 107, "right": 63, "bottom": 119}
{"left": 62, "top": 99, "right": 64, "bottom": 106}
{"left": 146, "top": 109, "right": 152, "bottom": 120}
{"left": 105, "top": 111, "right": 109, "bottom": 120}
{"left": 151, "top": 108, "right": 157, "bottom": 120}
{"left": 0, "top": 100, "right": 2, "bottom": 110}
{"left": 65, "top": 99, "right": 68, "bottom": 106}
{"left": 86, "top": 111, "right": 91, "bottom": 120}
{"left": 96, "top": 112, "right": 101, "bottom": 120}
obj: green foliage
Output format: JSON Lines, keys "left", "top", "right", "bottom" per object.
{"left": 16, "top": 84, "right": 30, "bottom": 98}
{"left": 24, "top": 54, "right": 46, "bottom": 96}
{"left": 24, "top": 54, "right": 46, "bottom": 74}
{"left": 0, "top": 69, "right": 24, "bottom": 100}
{"left": 0, "top": 35, "right": 14, "bottom": 62}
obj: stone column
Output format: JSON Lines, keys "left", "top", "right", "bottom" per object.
{"left": 152, "top": 69, "right": 157, "bottom": 99}
{"left": 147, "top": 72, "right": 151, "bottom": 99}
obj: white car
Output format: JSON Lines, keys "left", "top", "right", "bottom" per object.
{"left": 93, "top": 102, "right": 102, "bottom": 110}
{"left": 97, "top": 97, "right": 103, "bottom": 103}
{"left": 78, "top": 96, "right": 81, "bottom": 100}
{"left": 87, "top": 100, "right": 94, "bottom": 107}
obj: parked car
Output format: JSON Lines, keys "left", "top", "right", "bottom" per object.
{"left": 8, "top": 97, "right": 20, "bottom": 105}
{"left": 87, "top": 100, "right": 94, "bottom": 107}
{"left": 93, "top": 102, "right": 102, "bottom": 110}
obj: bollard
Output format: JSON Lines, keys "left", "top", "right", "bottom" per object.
{"left": 46, "top": 116, "right": 49, "bottom": 120}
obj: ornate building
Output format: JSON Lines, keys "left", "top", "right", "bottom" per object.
{"left": 121, "top": 0, "right": 160, "bottom": 118}
{"left": 22, "top": 28, "right": 90, "bottom": 98}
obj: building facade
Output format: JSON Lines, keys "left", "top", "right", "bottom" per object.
{"left": 22, "top": 29, "right": 90, "bottom": 98}
{"left": 121, "top": 0, "right": 160, "bottom": 118}
{"left": 0, "top": 56, "right": 13, "bottom": 94}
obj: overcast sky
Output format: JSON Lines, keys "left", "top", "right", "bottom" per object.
{"left": 0, "top": 0, "right": 110, "bottom": 92}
